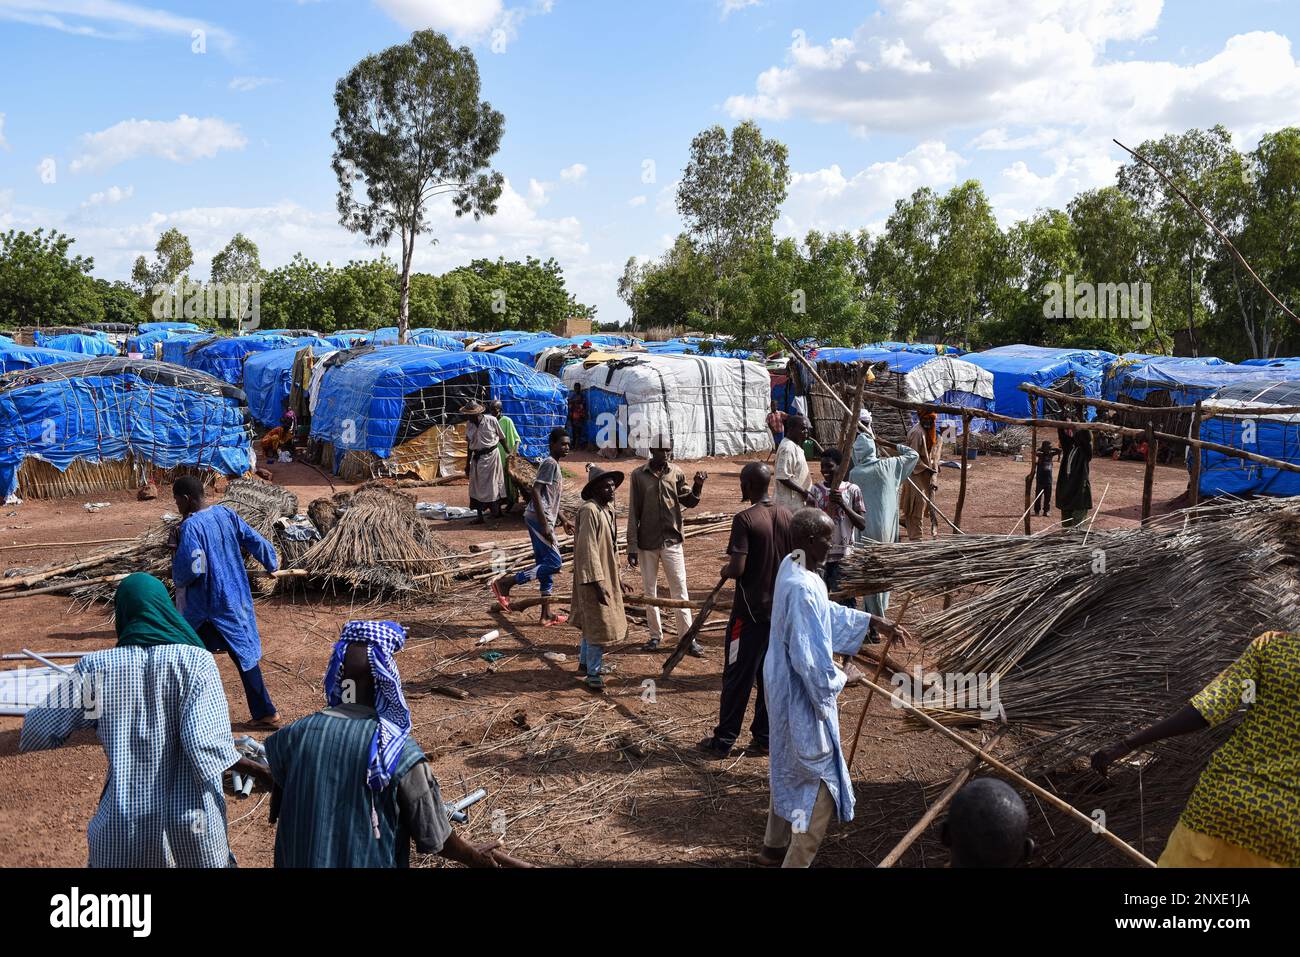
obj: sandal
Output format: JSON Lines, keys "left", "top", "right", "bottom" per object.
{"left": 542, "top": 613, "right": 569, "bottom": 628}
{"left": 490, "top": 579, "right": 512, "bottom": 613}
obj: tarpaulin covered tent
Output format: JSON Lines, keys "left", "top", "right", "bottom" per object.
{"left": 1103, "top": 354, "right": 1294, "bottom": 405}
{"left": 811, "top": 347, "right": 995, "bottom": 442}
{"left": 163, "top": 334, "right": 298, "bottom": 386}
{"left": 1241, "top": 356, "right": 1300, "bottom": 369}
{"left": 865, "top": 341, "right": 967, "bottom": 356}
{"left": 322, "top": 331, "right": 369, "bottom": 350}
{"left": 644, "top": 337, "right": 761, "bottom": 361}
{"left": 1198, "top": 380, "right": 1300, "bottom": 498}
{"left": 963, "top": 344, "right": 1116, "bottom": 422}
{"left": 243, "top": 344, "right": 333, "bottom": 427}
{"left": 36, "top": 333, "right": 120, "bottom": 357}
{"left": 0, "top": 342, "right": 82, "bottom": 375}
{"left": 310, "top": 347, "right": 566, "bottom": 480}
{"left": 365, "top": 327, "right": 466, "bottom": 350}
{"left": 561, "top": 352, "right": 772, "bottom": 460}
{"left": 0, "top": 358, "right": 253, "bottom": 499}
{"left": 138, "top": 321, "right": 200, "bottom": 334}
{"left": 33, "top": 327, "right": 109, "bottom": 347}
{"left": 495, "top": 334, "right": 640, "bottom": 369}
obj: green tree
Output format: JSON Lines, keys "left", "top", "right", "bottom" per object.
{"left": 676, "top": 121, "right": 790, "bottom": 324}
{"left": 210, "top": 233, "right": 262, "bottom": 286}
{"left": 94, "top": 278, "right": 146, "bottom": 327}
{"left": 260, "top": 253, "right": 337, "bottom": 331}
{"left": 131, "top": 227, "right": 194, "bottom": 296}
{"left": 332, "top": 29, "right": 505, "bottom": 343}
{"left": 0, "top": 228, "right": 103, "bottom": 328}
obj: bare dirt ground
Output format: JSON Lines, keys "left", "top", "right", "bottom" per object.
{"left": 0, "top": 447, "right": 1191, "bottom": 867}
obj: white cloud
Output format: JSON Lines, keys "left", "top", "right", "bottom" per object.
{"left": 779, "top": 140, "right": 966, "bottom": 238}
{"left": 0, "top": 0, "right": 235, "bottom": 52}
{"left": 721, "top": 0, "right": 760, "bottom": 17}
{"left": 229, "top": 76, "right": 275, "bottom": 93}
{"left": 526, "top": 177, "right": 548, "bottom": 208}
{"left": 724, "top": 1, "right": 1300, "bottom": 146}
{"left": 0, "top": 113, "right": 8, "bottom": 151}
{"left": 372, "top": 0, "right": 552, "bottom": 44}
{"left": 627, "top": 195, "right": 647, "bottom": 207}
{"left": 559, "top": 163, "right": 587, "bottom": 183}
{"left": 81, "top": 184, "right": 133, "bottom": 207}
{"left": 69, "top": 115, "right": 247, "bottom": 173}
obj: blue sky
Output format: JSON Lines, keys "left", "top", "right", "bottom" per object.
{"left": 1, "top": 0, "right": 1298, "bottom": 323}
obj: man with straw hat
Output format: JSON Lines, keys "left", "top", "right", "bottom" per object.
{"left": 569, "top": 465, "right": 629, "bottom": 693}
{"left": 463, "top": 399, "right": 506, "bottom": 525}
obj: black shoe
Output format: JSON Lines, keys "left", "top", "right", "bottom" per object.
{"left": 697, "top": 737, "right": 731, "bottom": 759}
{"left": 642, "top": 637, "right": 661, "bottom": 651}
{"left": 743, "top": 741, "right": 769, "bottom": 757}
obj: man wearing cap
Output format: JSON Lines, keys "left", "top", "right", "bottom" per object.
{"left": 464, "top": 400, "right": 505, "bottom": 524}
{"left": 626, "top": 440, "right": 707, "bottom": 653}
{"left": 570, "top": 466, "right": 628, "bottom": 692}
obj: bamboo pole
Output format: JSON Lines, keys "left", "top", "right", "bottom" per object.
{"left": 0, "top": 537, "right": 136, "bottom": 552}
{"left": 877, "top": 728, "right": 1007, "bottom": 868}
{"left": 953, "top": 412, "right": 971, "bottom": 531}
{"left": 1023, "top": 382, "right": 1300, "bottom": 419}
{"left": 1188, "top": 401, "right": 1204, "bottom": 510}
{"left": 1141, "top": 422, "right": 1157, "bottom": 525}
{"left": 856, "top": 674, "right": 1156, "bottom": 867}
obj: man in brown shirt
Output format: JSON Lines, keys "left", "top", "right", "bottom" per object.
{"left": 627, "top": 440, "right": 707, "bottom": 653}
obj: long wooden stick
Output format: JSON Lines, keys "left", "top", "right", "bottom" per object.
{"left": 877, "top": 727, "right": 1007, "bottom": 868}
{"left": 495, "top": 591, "right": 731, "bottom": 614}
{"left": 857, "top": 674, "right": 1156, "bottom": 867}
{"left": 0, "top": 572, "right": 129, "bottom": 600}
{"left": 661, "top": 577, "right": 728, "bottom": 678}
{"left": 1114, "top": 138, "right": 1300, "bottom": 325}
{"left": 1140, "top": 422, "right": 1157, "bottom": 524}
{"left": 0, "top": 537, "right": 136, "bottom": 552}
{"left": 846, "top": 596, "right": 911, "bottom": 769}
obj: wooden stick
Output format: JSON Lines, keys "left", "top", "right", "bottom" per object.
{"left": 953, "top": 412, "right": 971, "bottom": 531}
{"left": 1141, "top": 422, "right": 1157, "bottom": 525}
{"left": 1025, "top": 397, "right": 1039, "bottom": 536}
{"left": 0, "top": 573, "right": 129, "bottom": 600}
{"left": 0, "top": 543, "right": 143, "bottom": 590}
{"left": 857, "top": 674, "right": 1156, "bottom": 867}
{"left": 1188, "top": 401, "right": 1204, "bottom": 511}
{"left": 661, "top": 577, "right": 728, "bottom": 678}
{"left": 846, "top": 597, "right": 911, "bottom": 769}
{"left": 1023, "top": 381, "right": 1300, "bottom": 419}
{"left": 1115, "top": 138, "right": 1300, "bottom": 325}
{"left": 496, "top": 592, "right": 731, "bottom": 615}
{"left": 0, "top": 537, "right": 136, "bottom": 552}
{"left": 877, "top": 728, "right": 1007, "bottom": 868}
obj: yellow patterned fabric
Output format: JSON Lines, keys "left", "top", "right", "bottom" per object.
{"left": 1158, "top": 822, "right": 1283, "bottom": 868}
{"left": 1178, "top": 631, "right": 1299, "bottom": 867}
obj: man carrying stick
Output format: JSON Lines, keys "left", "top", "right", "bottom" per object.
{"left": 698, "top": 462, "right": 792, "bottom": 759}
{"left": 774, "top": 415, "right": 815, "bottom": 512}
{"left": 570, "top": 466, "right": 629, "bottom": 693}
{"left": 756, "top": 507, "right": 909, "bottom": 867}
{"left": 491, "top": 427, "right": 572, "bottom": 626}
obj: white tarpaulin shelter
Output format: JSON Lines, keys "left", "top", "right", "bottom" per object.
{"left": 562, "top": 352, "right": 774, "bottom": 460}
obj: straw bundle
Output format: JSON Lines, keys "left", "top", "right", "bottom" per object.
{"left": 841, "top": 499, "right": 1300, "bottom": 767}
{"left": 295, "top": 482, "right": 453, "bottom": 598}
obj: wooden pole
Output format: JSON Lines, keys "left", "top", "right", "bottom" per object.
{"left": 877, "top": 728, "right": 1007, "bottom": 868}
{"left": 0, "top": 573, "right": 129, "bottom": 600}
{"left": 1141, "top": 422, "right": 1157, "bottom": 525}
{"left": 1025, "top": 398, "right": 1038, "bottom": 535}
{"left": 846, "top": 597, "right": 911, "bottom": 769}
{"left": 661, "top": 577, "right": 729, "bottom": 678}
{"left": 953, "top": 412, "right": 971, "bottom": 532}
{"left": 1188, "top": 401, "right": 1204, "bottom": 510}
{"left": 857, "top": 674, "right": 1156, "bottom": 867}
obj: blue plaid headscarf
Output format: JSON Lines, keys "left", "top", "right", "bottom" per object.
{"left": 323, "top": 620, "right": 412, "bottom": 791}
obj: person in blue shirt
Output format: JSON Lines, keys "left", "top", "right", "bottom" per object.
{"left": 170, "top": 476, "right": 280, "bottom": 728}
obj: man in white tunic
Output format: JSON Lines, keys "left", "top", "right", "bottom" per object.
{"left": 463, "top": 400, "right": 505, "bottom": 524}
{"left": 757, "top": 507, "right": 908, "bottom": 867}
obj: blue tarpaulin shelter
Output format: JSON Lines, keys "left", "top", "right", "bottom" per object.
{"left": 243, "top": 344, "right": 332, "bottom": 427}
{"left": 1104, "top": 353, "right": 1299, "bottom": 405}
{"left": 0, "top": 358, "right": 253, "bottom": 499}
{"left": 0, "top": 342, "right": 82, "bottom": 375}
{"left": 37, "top": 333, "right": 120, "bottom": 357}
{"left": 310, "top": 347, "right": 566, "bottom": 465}
{"left": 865, "top": 341, "right": 967, "bottom": 356}
{"left": 138, "top": 322, "right": 200, "bottom": 334}
{"left": 963, "top": 344, "right": 1115, "bottom": 422}
{"left": 1241, "top": 356, "right": 1300, "bottom": 369}
{"left": 644, "top": 338, "right": 760, "bottom": 360}
{"left": 812, "top": 346, "right": 995, "bottom": 435}
{"left": 365, "top": 328, "right": 466, "bottom": 350}
{"left": 1198, "top": 380, "right": 1300, "bottom": 498}
{"left": 162, "top": 334, "right": 299, "bottom": 386}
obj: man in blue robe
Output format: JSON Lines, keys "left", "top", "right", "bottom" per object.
{"left": 171, "top": 476, "right": 280, "bottom": 728}
{"left": 847, "top": 410, "right": 919, "bottom": 619}
{"left": 757, "top": 507, "right": 909, "bottom": 868}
